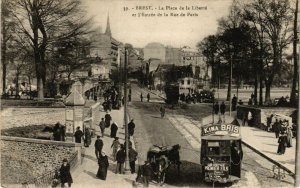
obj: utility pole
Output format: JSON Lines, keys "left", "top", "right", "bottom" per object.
{"left": 229, "top": 55, "right": 232, "bottom": 117}
{"left": 124, "top": 48, "right": 131, "bottom": 174}
{"left": 295, "top": 39, "right": 300, "bottom": 188}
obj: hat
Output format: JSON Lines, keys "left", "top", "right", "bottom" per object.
{"left": 63, "top": 158, "right": 68, "bottom": 162}
{"left": 101, "top": 151, "right": 106, "bottom": 156}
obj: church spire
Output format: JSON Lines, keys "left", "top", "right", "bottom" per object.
{"left": 105, "top": 13, "right": 111, "bottom": 36}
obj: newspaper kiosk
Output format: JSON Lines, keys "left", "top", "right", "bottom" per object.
{"left": 200, "top": 124, "right": 243, "bottom": 183}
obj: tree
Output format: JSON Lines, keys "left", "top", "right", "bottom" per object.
{"left": 1, "top": 0, "right": 17, "bottom": 94}
{"left": 245, "top": 0, "right": 293, "bottom": 104}
{"left": 290, "top": 0, "right": 299, "bottom": 105}
{"left": 197, "top": 35, "right": 220, "bottom": 88}
{"left": 10, "top": 0, "right": 93, "bottom": 99}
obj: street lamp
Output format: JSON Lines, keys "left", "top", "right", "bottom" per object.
{"left": 123, "top": 48, "right": 131, "bottom": 174}
{"left": 229, "top": 54, "right": 233, "bottom": 117}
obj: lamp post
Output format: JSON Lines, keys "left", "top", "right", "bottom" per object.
{"left": 124, "top": 48, "right": 131, "bottom": 174}
{"left": 229, "top": 54, "right": 233, "bottom": 117}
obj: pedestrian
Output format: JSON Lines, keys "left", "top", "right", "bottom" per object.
{"left": 128, "top": 93, "right": 131, "bottom": 102}
{"left": 116, "top": 144, "right": 126, "bottom": 174}
{"left": 242, "top": 111, "right": 248, "bottom": 126}
{"left": 74, "top": 126, "right": 84, "bottom": 143}
{"left": 110, "top": 121, "right": 118, "bottom": 138}
{"left": 213, "top": 102, "right": 219, "bottom": 115}
{"left": 104, "top": 113, "right": 112, "bottom": 128}
{"left": 273, "top": 119, "right": 280, "bottom": 138}
{"left": 99, "top": 118, "right": 106, "bottom": 137}
{"left": 140, "top": 160, "right": 153, "bottom": 187}
{"left": 140, "top": 93, "right": 143, "bottom": 102}
{"left": 128, "top": 119, "right": 135, "bottom": 137}
{"left": 230, "top": 142, "right": 243, "bottom": 178}
{"left": 53, "top": 122, "right": 62, "bottom": 141}
{"left": 107, "top": 99, "right": 112, "bottom": 112}
{"left": 129, "top": 147, "right": 138, "bottom": 174}
{"left": 59, "top": 158, "right": 73, "bottom": 187}
{"left": 286, "top": 124, "right": 293, "bottom": 147}
{"left": 95, "top": 136, "right": 103, "bottom": 159}
{"left": 232, "top": 94, "right": 237, "bottom": 111}
{"left": 94, "top": 94, "right": 97, "bottom": 102}
{"left": 111, "top": 137, "right": 120, "bottom": 161}
{"left": 277, "top": 131, "right": 287, "bottom": 155}
{"left": 147, "top": 93, "right": 150, "bottom": 102}
{"left": 159, "top": 105, "right": 165, "bottom": 118}
{"left": 96, "top": 151, "right": 109, "bottom": 180}
{"left": 220, "top": 101, "right": 226, "bottom": 122}
{"left": 238, "top": 100, "right": 243, "bottom": 105}
{"left": 84, "top": 127, "right": 91, "bottom": 147}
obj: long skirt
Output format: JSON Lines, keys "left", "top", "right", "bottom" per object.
{"left": 97, "top": 167, "right": 108, "bottom": 180}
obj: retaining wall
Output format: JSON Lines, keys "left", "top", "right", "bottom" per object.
{"left": 0, "top": 136, "right": 82, "bottom": 184}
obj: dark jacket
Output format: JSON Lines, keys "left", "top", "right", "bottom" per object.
{"left": 129, "top": 148, "right": 138, "bottom": 162}
{"left": 128, "top": 122, "right": 135, "bottom": 135}
{"left": 116, "top": 149, "right": 126, "bottom": 163}
{"left": 95, "top": 139, "right": 104, "bottom": 151}
{"left": 220, "top": 103, "right": 226, "bottom": 114}
{"left": 74, "top": 130, "right": 83, "bottom": 143}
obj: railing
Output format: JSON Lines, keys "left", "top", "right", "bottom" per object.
{"left": 33, "top": 151, "right": 78, "bottom": 187}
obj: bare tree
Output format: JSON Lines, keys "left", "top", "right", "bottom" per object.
{"left": 10, "top": 0, "right": 93, "bottom": 99}
{"left": 243, "top": 0, "right": 293, "bottom": 104}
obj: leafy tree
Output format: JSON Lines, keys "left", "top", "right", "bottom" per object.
{"left": 10, "top": 0, "right": 93, "bottom": 99}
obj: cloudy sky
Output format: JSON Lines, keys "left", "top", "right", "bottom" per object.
{"left": 82, "top": 0, "right": 233, "bottom": 48}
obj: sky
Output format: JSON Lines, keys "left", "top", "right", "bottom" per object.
{"left": 81, "top": 0, "right": 233, "bottom": 48}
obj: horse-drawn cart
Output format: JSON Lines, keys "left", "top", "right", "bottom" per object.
{"left": 135, "top": 144, "right": 181, "bottom": 186}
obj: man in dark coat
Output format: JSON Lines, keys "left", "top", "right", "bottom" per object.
{"left": 104, "top": 113, "right": 112, "bottom": 128}
{"left": 110, "top": 122, "right": 118, "bottom": 138}
{"left": 53, "top": 122, "right": 62, "bottom": 141}
{"left": 140, "top": 93, "right": 143, "bottom": 102}
{"left": 273, "top": 119, "right": 281, "bottom": 138}
{"left": 129, "top": 147, "right": 138, "bottom": 174}
{"left": 116, "top": 144, "right": 126, "bottom": 174}
{"left": 232, "top": 94, "right": 237, "bottom": 111}
{"left": 97, "top": 151, "right": 109, "bottom": 180}
{"left": 60, "top": 158, "right": 73, "bottom": 187}
{"left": 128, "top": 119, "right": 135, "bottom": 137}
{"left": 141, "top": 160, "right": 153, "bottom": 187}
{"left": 74, "top": 126, "right": 84, "bottom": 143}
{"left": 213, "top": 102, "right": 219, "bottom": 115}
{"left": 95, "top": 136, "right": 104, "bottom": 159}
{"left": 220, "top": 102, "right": 226, "bottom": 115}
{"left": 147, "top": 93, "right": 150, "bottom": 102}
{"left": 230, "top": 142, "right": 243, "bottom": 178}
{"left": 277, "top": 132, "right": 288, "bottom": 155}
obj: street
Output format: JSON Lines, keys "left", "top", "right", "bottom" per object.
{"left": 128, "top": 84, "right": 294, "bottom": 187}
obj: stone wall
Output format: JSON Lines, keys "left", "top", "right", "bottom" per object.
{"left": 1, "top": 136, "right": 82, "bottom": 184}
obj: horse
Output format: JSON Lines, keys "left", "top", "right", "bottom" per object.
{"left": 166, "top": 144, "right": 181, "bottom": 175}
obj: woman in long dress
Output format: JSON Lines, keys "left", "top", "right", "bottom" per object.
{"left": 286, "top": 125, "right": 293, "bottom": 147}
{"left": 110, "top": 122, "right": 118, "bottom": 138}
{"left": 97, "top": 151, "right": 109, "bottom": 180}
{"left": 84, "top": 127, "right": 91, "bottom": 147}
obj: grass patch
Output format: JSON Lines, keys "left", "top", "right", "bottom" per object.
{"left": 1, "top": 124, "right": 54, "bottom": 139}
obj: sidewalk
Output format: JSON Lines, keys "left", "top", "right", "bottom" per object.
{"left": 71, "top": 104, "right": 138, "bottom": 188}
{"left": 202, "top": 112, "right": 296, "bottom": 175}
